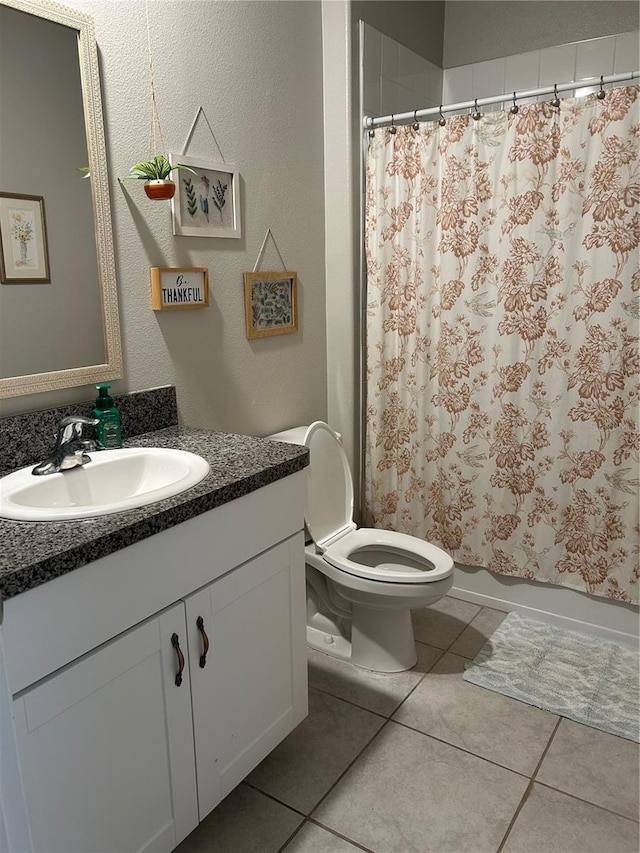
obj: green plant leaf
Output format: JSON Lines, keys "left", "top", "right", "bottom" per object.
{"left": 125, "top": 154, "right": 197, "bottom": 181}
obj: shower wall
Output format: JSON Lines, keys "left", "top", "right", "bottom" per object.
{"left": 443, "top": 30, "right": 639, "bottom": 106}
{"left": 363, "top": 23, "right": 443, "bottom": 118}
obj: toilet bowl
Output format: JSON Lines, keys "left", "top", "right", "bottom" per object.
{"left": 269, "top": 422, "right": 454, "bottom": 672}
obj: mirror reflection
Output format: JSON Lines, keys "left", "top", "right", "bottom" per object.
{"left": 0, "top": 0, "right": 121, "bottom": 398}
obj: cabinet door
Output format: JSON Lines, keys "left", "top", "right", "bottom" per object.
{"left": 11, "top": 603, "right": 198, "bottom": 853}
{"left": 185, "top": 533, "right": 307, "bottom": 819}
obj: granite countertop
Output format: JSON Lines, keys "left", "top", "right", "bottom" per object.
{"left": 0, "top": 426, "right": 308, "bottom": 602}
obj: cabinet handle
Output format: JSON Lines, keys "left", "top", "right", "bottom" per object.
{"left": 171, "top": 633, "right": 185, "bottom": 686}
{"left": 196, "top": 616, "right": 209, "bottom": 668}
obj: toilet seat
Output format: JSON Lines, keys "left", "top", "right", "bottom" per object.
{"left": 303, "top": 422, "right": 453, "bottom": 585}
{"left": 323, "top": 528, "right": 453, "bottom": 584}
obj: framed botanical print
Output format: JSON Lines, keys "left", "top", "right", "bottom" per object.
{"left": 244, "top": 271, "right": 298, "bottom": 339}
{"left": 171, "top": 154, "right": 241, "bottom": 239}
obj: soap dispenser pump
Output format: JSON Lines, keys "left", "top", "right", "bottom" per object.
{"left": 93, "top": 382, "right": 122, "bottom": 448}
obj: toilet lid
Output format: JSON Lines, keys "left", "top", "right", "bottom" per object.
{"left": 304, "top": 421, "right": 355, "bottom": 550}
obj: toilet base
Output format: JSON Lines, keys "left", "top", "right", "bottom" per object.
{"left": 307, "top": 625, "right": 353, "bottom": 662}
{"left": 307, "top": 606, "right": 418, "bottom": 673}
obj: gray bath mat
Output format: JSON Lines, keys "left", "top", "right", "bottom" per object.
{"left": 463, "top": 612, "right": 639, "bottom": 742}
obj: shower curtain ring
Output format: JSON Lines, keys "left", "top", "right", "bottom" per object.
{"left": 551, "top": 83, "right": 560, "bottom": 108}
{"left": 412, "top": 110, "right": 420, "bottom": 131}
{"left": 472, "top": 99, "right": 481, "bottom": 121}
{"left": 389, "top": 114, "right": 397, "bottom": 134}
{"left": 438, "top": 105, "right": 446, "bottom": 127}
{"left": 510, "top": 92, "right": 519, "bottom": 114}
{"left": 597, "top": 75, "right": 606, "bottom": 100}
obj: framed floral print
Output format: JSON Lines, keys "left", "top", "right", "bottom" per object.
{"left": 170, "top": 153, "right": 241, "bottom": 238}
{"left": 0, "top": 192, "right": 51, "bottom": 283}
{"left": 244, "top": 271, "right": 298, "bottom": 339}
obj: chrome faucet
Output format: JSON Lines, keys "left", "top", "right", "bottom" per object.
{"left": 32, "top": 415, "right": 100, "bottom": 476}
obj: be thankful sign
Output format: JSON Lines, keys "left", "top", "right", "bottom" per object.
{"left": 151, "top": 267, "right": 209, "bottom": 311}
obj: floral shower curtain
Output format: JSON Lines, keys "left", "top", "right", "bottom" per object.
{"left": 364, "top": 86, "right": 639, "bottom": 604}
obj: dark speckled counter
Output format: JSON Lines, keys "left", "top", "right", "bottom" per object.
{"left": 0, "top": 426, "right": 308, "bottom": 602}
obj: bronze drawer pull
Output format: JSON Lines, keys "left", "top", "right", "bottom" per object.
{"left": 196, "top": 616, "right": 209, "bottom": 668}
{"left": 171, "top": 633, "right": 185, "bottom": 686}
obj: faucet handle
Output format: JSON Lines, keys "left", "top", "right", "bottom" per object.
{"left": 32, "top": 416, "right": 101, "bottom": 476}
{"left": 57, "top": 415, "right": 99, "bottom": 444}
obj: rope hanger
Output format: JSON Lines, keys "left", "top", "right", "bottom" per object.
{"left": 145, "top": 0, "right": 166, "bottom": 157}
{"left": 252, "top": 229, "right": 288, "bottom": 273}
{"left": 180, "top": 106, "right": 226, "bottom": 161}
{"left": 145, "top": 3, "right": 226, "bottom": 164}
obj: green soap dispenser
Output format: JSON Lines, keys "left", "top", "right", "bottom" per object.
{"left": 93, "top": 382, "right": 122, "bottom": 448}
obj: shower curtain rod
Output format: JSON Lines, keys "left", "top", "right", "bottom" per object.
{"left": 364, "top": 71, "right": 639, "bottom": 130}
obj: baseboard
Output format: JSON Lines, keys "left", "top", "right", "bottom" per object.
{"left": 450, "top": 565, "right": 639, "bottom": 648}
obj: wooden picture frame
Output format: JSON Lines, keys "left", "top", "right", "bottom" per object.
{"left": 244, "top": 271, "right": 298, "bottom": 339}
{"left": 170, "top": 153, "right": 241, "bottom": 239}
{"left": 150, "top": 267, "right": 209, "bottom": 311}
{"left": 0, "top": 192, "right": 51, "bottom": 283}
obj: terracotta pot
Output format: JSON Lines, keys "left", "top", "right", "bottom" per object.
{"left": 144, "top": 180, "right": 176, "bottom": 200}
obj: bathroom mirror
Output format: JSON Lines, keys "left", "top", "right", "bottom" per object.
{"left": 0, "top": 0, "right": 122, "bottom": 398}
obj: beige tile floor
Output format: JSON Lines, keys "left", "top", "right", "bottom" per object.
{"left": 176, "top": 595, "right": 640, "bottom": 853}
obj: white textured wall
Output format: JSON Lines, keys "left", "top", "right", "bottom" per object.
{"left": 2, "top": 0, "right": 327, "bottom": 437}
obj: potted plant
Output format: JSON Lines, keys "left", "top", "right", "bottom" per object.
{"left": 125, "top": 155, "right": 195, "bottom": 200}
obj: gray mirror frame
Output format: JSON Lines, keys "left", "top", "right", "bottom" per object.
{"left": 0, "top": 0, "right": 122, "bottom": 398}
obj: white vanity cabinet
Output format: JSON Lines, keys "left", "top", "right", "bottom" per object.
{"left": 8, "top": 603, "right": 199, "bottom": 853}
{"left": 184, "top": 536, "right": 307, "bottom": 818}
{"left": 0, "top": 472, "right": 307, "bottom": 853}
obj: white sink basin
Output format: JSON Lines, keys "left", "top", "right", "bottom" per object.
{"left": 0, "top": 447, "right": 210, "bottom": 521}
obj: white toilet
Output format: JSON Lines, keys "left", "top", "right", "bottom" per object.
{"left": 268, "top": 422, "right": 454, "bottom": 672}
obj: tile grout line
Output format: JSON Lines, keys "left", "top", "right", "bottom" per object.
{"left": 305, "top": 718, "right": 393, "bottom": 821}
{"left": 448, "top": 606, "right": 508, "bottom": 658}
{"left": 309, "top": 818, "right": 377, "bottom": 852}
{"left": 274, "top": 811, "right": 376, "bottom": 853}
{"left": 248, "top": 717, "right": 392, "bottom": 849}
{"left": 276, "top": 820, "right": 306, "bottom": 853}
{"left": 241, "top": 780, "right": 307, "bottom": 818}
{"left": 496, "top": 715, "right": 563, "bottom": 853}
{"left": 390, "top": 717, "right": 544, "bottom": 780}
{"left": 308, "top": 641, "right": 448, "bottom": 720}
{"left": 385, "top": 645, "right": 449, "bottom": 716}
{"left": 304, "top": 684, "right": 390, "bottom": 721}
{"left": 534, "top": 779, "right": 640, "bottom": 825}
